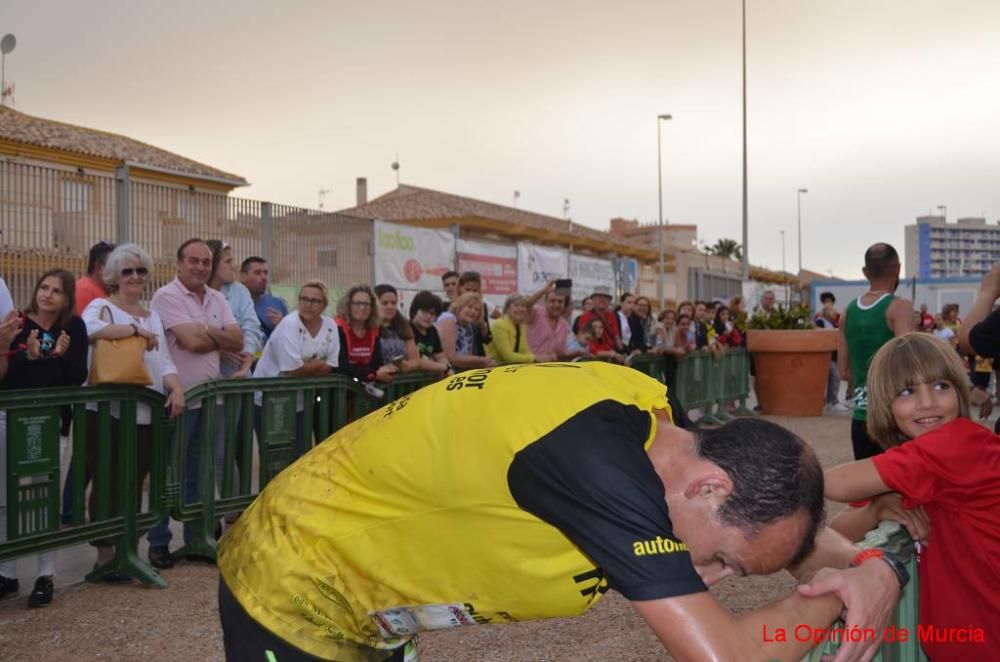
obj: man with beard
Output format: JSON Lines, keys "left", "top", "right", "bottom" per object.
{"left": 839, "top": 243, "right": 913, "bottom": 459}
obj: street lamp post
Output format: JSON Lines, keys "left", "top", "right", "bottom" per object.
{"left": 656, "top": 113, "right": 672, "bottom": 308}
{"left": 780, "top": 229, "right": 788, "bottom": 306}
{"left": 936, "top": 204, "right": 946, "bottom": 221}
{"left": 740, "top": 0, "right": 749, "bottom": 282}
{"left": 796, "top": 188, "right": 808, "bottom": 274}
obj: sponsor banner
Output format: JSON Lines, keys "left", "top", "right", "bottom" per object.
{"left": 569, "top": 253, "right": 615, "bottom": 299}
{"left": 517, "top": 242, "right": 568, "bottom": 292}
{"left": 457, "top": 239, "right": 518, "bottom": 298}
{"left": 374, "top": 221, "right": 455, "bottom": 292}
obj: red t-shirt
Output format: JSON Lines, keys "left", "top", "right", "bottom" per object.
{"left": 872, "top": 418, "right": 1000, "bottom": 659}
{"left": 75, "top": 275, "right": 108, "bottom": 316}
{"left": 335, "top": 318, "right": 379, "bottom": 368}
{"left": 587, "top": 332, "right": 615, "bottom": 355}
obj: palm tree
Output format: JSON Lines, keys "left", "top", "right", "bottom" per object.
{"left": 704, "top": 238, "right": 743, "bottom": 260}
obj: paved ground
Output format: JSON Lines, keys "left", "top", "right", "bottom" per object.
{"left": 0, "top": 406, "right": 870, "bottom": 661}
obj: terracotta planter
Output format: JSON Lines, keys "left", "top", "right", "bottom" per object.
{"left": 746, "top": 329, "right": 839, "bottom": 416}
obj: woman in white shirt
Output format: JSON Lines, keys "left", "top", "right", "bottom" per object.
{"left": 82, "top": 243, "right": 185, "bottom": 580}
{"left": 253, "top": 280, "right": 339, "bottom": 455}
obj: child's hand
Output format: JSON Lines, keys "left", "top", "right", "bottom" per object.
{"left": 872, "top": 493, "right": 930, "bottom": 542}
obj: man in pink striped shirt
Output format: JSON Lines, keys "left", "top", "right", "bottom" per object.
{"left": 526, "top": 281, "right": 578, "bottom": 360}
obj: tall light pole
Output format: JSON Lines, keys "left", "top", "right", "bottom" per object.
{"left": 796, "top": 188, "right": 808, "bottom": 274}
{"left": 936, "top": 204, "right": 946, "bottom": 221}
{"left": 780, "top": 229, "right": 788, "bottom": 306}
{"left": 656, "top": 113, "right": 672, "bottom": 308}
{"left": 740, "top": 0, "right": 749, "bottom": 282}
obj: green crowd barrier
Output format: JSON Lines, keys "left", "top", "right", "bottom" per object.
{"left": 804, "top": 521, "right": 925, "bottom": 662}
{"left": 0, "top": 385, "right": 170, "bottom": 587}
{"left": 0, "top": 373, "right": 441, "bottom": 579}
{"left": 633, "top": 348, "right": 754, "bottom": 426}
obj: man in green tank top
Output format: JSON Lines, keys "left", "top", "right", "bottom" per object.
{"left": 839, "top": 243, "right": 913, "bottom": 459}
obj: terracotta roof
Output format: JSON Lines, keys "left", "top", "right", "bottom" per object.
{"left": 0, "top": 107, "right": 247, "bottom": 186}
{"left": 340, "top": 184, "right": 654, "bottom": 255}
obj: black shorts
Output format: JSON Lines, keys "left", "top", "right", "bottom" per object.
{"left": 218, "top": 578, "right": 408, "bottom": 662}
{"left": 970, "top": 371, "right": 991, "bottom": 389}
{"left": 850, "top": 418, "right": 883, "bottom": 461}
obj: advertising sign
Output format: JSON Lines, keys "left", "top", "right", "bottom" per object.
{"left": 457, "top": 239, "right": 518, "bottom": 295}
{"left": 569, "top": 253, "right": 615, "bottom": 299}
{"left": 373, "top": 221, "right": 455, "bottom": 292}
{"left": 517, "top": 242, "right": 568, "bottom": 292}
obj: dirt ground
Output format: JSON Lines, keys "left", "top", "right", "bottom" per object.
{"left": 0, "top": 414, "right": 856, "bottom": 661}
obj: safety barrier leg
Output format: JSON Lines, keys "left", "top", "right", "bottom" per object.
{"left": 86, "top": 398, "right": 166, "bottom": 587}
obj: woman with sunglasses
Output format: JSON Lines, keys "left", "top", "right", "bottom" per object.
{"left": 81, "top": 244, "right": 185, "bottom": 583}
{"left": 0, "top": 268, "right": 88, "bottom": 608}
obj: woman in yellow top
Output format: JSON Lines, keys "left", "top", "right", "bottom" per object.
{"left": 485, "top": 294, "right": 555, "bottom": 364}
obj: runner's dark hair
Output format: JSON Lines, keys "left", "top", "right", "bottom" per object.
{"left": 694, "top": 418, "right": 824, "bottom": 567}
{"left": 863, "top": 243, "right": 899, "bottom": 279}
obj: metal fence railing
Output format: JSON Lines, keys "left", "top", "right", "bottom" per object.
{"left": 0, "top": 160, "right": 374, "bottom": 306}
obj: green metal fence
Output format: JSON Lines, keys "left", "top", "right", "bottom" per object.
{"left": 804, "top": 521, "right": 925, "bottom": 662}
{"left": 633, "top": 348, "right": 753, "bottom": 426}
{"left": 0, "top": 385, "right": 170, "bottom": 586}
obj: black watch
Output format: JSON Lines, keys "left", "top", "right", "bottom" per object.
{"left": 852, "top": 549, "right": 909, "bottom": 590}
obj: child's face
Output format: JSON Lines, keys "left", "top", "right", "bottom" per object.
{"left": 891, "top": 381, "right": 960, "bottom": 439}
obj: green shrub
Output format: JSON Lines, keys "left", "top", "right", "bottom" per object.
{"left": 748, "top": 303, "right": 815, "bottom": 330}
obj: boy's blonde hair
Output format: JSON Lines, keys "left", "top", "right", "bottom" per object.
{"left": 866, "top": 333, "right": 971, "bottom": 449}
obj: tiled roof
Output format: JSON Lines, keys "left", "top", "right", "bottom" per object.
{"left": 0, "top": 107, "right": 247, "bottom": 185}
{"left": 340, "top": 184, "right": 648, "bottom": 252}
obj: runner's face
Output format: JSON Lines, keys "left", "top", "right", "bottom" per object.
{"left": 676, "top": 509, "right": 809, "bottom": 585}
{"left": 891, "top": 381, "right": 959, "bottom": 440}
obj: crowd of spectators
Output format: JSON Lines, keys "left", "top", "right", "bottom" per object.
{"left": 6, "top": 233, "right": 998, "bottom": 611}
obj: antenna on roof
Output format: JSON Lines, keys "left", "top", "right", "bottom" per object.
{"left": 513, "top": 190, "right": 520, "bottom": 208}
{"left": 317, "top": 187, "right": 331, "bottom": 210}
{"left": 391, "top": 153, "right": 400, "bottom": 187}
{"left": 1, "top": 34, "right": 15, "bottom": 108}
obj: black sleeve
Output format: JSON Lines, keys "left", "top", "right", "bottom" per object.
{"left": 507, "top": 400, "right": 707, "bottom": 601}
{"left": 627, "top": 314, "right": 647, "bottom": 353}
{"left": 61, "top": 317, "right": 89, "bottom": 386}
{"left": 969, "top": 308, "right": 1000, "bottom": 358}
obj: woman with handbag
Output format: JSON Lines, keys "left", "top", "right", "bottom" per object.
{"left": 0, "top": 269, "right": 88, "bottom": 608}
{"left": 82, "top": 244, "right": 185, "bottom": 582}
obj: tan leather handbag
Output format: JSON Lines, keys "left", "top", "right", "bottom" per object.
{"left": 88, "top": 306, "right": 153, "bottom": 386}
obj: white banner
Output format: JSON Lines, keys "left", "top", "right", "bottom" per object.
{"left": 569, "top": 253, "right": 615, "bottom": 299}
{"left": 373, "top": 220, "right": 455, "bottom": 292}
{"left": 517, "top": 242, "right": 568, "bottom": 293}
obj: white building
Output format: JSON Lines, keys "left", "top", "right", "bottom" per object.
{"left": 904, "top": 215, "right": 1000, "bottom": 278}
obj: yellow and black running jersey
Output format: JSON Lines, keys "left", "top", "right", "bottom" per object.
{"left": 218, "top": 361, "right": 706, "bottom": 661}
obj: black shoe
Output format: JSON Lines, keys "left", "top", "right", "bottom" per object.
{"left": 0, "top": 575, "right": 18, "bottom": 600}
{"left": 148, "top": 545, "right": 174, "bottom": 570}
{"left": 27, "top": 576, "right": 53, "bottom": 608}
{"left": 90, "top": 564, "right": 134, "bottom": 584}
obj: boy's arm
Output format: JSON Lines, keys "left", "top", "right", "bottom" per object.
{"left": 825, "top": 460, "right": 891, "bottom": 502}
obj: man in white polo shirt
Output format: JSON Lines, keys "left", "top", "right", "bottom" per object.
{"left": 147, "top": 238, "right": 243, "bottom": 569}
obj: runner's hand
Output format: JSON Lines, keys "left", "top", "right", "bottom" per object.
{"left": 797, "top": 561, "right": 899, "bottom": 662}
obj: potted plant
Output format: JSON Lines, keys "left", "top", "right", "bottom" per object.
{"left": 745, "top": 304, "right": 838, "bottom": 416}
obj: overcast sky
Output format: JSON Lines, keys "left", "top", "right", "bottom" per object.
{"left": 3, "top": 0, "right": 999, "bottom": 278}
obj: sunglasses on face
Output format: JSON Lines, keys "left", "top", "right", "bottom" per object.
{"left": 121, "top": 267, "right": 149, "bottom": 277}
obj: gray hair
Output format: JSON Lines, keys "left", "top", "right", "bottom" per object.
{"left": 102, "top": 243, "right": 154, "bottom": 291}
{"left": 503, "top": 294, "right": 528, "bottom": 313}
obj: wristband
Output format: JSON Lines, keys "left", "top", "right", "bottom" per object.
{"left": 851, "top": 549, "right": 909, "bottom": 590}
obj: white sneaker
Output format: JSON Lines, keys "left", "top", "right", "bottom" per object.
{"left": 826, "top": 402, "right": 850, "bottom": 413}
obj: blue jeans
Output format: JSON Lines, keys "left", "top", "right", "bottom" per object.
{"left": 147, "top": 409, "right": 204, "bottom": 548}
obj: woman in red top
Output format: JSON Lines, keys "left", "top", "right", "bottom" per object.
{"left": 335, "top": 285, "right": 397, "bottom": 384}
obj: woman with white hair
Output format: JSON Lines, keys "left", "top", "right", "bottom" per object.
{"left": 82, "top": 243, "right": 185, "bottom": 581}
{"left": 485, "top": 294, "right": 555, "bottom": 365}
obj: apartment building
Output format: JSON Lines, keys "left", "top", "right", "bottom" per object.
{"left": 904, "top": 215, "right": 1000, "bottom": 278}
